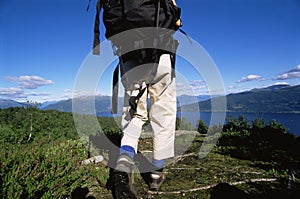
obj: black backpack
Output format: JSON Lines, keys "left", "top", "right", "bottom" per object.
{"left": 91, "top": 0, "right": 181, "bottom": 55}
{"left": 88, "top": 0, "right": 182, "bottom": 113}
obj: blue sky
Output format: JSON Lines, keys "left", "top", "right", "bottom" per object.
{"left": 1, "top": 0, "right": 299, "bottom": 102}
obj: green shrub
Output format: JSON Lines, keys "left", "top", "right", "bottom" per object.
{"left": 0, "top": 107, "right": 118, "bottom": 198}
{"left": 1, "top": 138, "right": 109, "bottom": 198}
{"left": 176, "top": 117, "right": 194, "bottom": 131}
{"left": 218, "top": 116, "right": 300, "bottom": 171}
{"left": 197, "top": 120, "right": 208, "bottom": 134}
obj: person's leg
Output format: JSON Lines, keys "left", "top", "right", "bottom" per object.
{"left": 114, "top": 57, "right": 150, "bottom": 198}
{"left": 148, "top": 54, "right": 177, "bottom": 190}
{"left": 119, "top": 83, "right": 148, "bottom": 158}
{"left": 149, "top": 54, "right": 176, "bottom": 162}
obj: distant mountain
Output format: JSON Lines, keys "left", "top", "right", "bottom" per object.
{"left": 0, "top": 99, "right": 25, "bottom": 109}
{"left": 40, "top": 84, "right": 300, "bottom": 114}
{"left": 43, "top": 94, "right": 212, "bottom": 115}
{"left": 182, "top": 85, "right": 300, "bottom": 113}
{"left": 40, "top": 100, "right": 61, "bottom": 109}
{"left": 43, "top": 96, "right": 119, "bottom": 114}
{"left": 251, "top": 84, "right": 290, "bottom": 92}
{"left": 177, "top": 94, "right": 212, "bottom": 106}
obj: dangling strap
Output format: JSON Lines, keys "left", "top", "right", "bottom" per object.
{"left": 111, "top": 45, "right": 124, "bottom": 114}
{"left": 93, "top": 0, "right": 102, "bottom": 55}
{"left": 86, "top": 0, "right": 91, "bottom": 11}
{"left": 125, "top": 87, "right": 147, "bottom": 121}
{"left": 178, "top": 28, "right": 192, "bottom": 44}
{"left": 111, "top": 63, "right": 119, "bottom": 114}
{"left": 111, "top": 61, "right": 147, "bottom": 116}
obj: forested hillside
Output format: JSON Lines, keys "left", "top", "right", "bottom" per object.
{"left": 183, "top": 85, "right": 300, "bottom": 113}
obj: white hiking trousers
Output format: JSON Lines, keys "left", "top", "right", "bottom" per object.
{"left": 120, "top": 54, "right": 176, "bottom": 160}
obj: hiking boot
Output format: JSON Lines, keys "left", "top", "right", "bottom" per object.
{"left": 114, "top": 154, "right": 137, "bottom": 199}
{"left": 149, "top": 170, "right": 166, "bottom": 191}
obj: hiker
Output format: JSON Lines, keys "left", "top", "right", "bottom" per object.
{"left": 114, "top": 3, "right": 181, "bottom": 199}
{"left": 91, "top": 0, "right": 182, "bottom": 197}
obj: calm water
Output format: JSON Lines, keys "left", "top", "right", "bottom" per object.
{"left": 178, "top": 112, "right": 300, "bottom": 136}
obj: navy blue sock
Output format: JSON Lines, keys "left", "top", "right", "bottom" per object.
{"left": 152, "top": 158, "right": 164, "bottom": 169}
{"left": 119, "top": 145, "right": 135, "bottom": 159}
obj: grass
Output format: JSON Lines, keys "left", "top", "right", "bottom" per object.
{"left": 105, "top": 133, "right": 299, "bottom": 199}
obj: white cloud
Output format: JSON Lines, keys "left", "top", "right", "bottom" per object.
{"left": 190, "top": 80, "right": 206, "bottom": 89}
{"left": 236, "top": 74, "right": 261, "bottom": 83}
{"left": 227, "top": 85, "right": 241, "bottom": 93}
{"left": 275, "top": 64, "right": 300, "bottom": 80}
{"left": 176, "top": 80, "right": 206, "bottom": 90}
{"left": 176, "top": 79, "right": 208, "bottom": 96}
{"left": 0, "top": 87, "right": 52, "bottom": 100}
{"left": 5, "top": 75, "right": 54, "bottom": 89}
{"left": 27, "top": 92, "right": 52, "bottom": 96}
{"left": 228, "top": 85, "right": 237, "bottom": 89}
{"left": 0, "top": 87, "right": 24, "bottom": 98}
{"left": 274, "top": 82, "right": 289, "bottom": 85}
{"left": 63, "top": 89, "right": 105, "bottom": 99}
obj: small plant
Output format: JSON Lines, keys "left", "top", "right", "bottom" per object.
{"left": 176, "top": 117, "right": 194, "bottom": 131}
{"left": 197, "top": 119, "right": 208, "bottom": 134}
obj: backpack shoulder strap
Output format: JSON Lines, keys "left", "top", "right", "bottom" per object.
{"left": 93, "top": 0, "right": 102, "bottom": 55}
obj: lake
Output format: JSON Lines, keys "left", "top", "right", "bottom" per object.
{"left": 179, "top": 111, "right": 300, "bottom": 136}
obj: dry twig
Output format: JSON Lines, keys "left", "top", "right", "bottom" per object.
{"left": 148, "top": 178, "right": 277, "bottom": 195}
